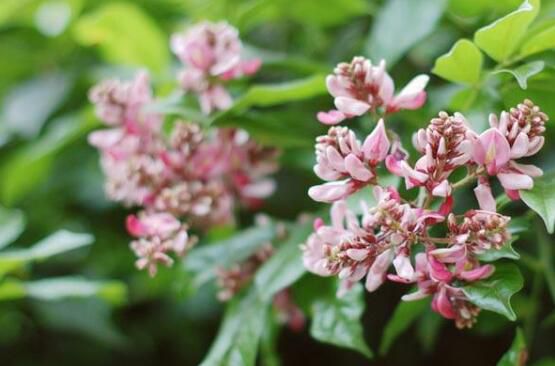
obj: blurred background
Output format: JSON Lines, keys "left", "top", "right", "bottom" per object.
{"left": 0, "top": 0, "right": 554, "bottom": 365}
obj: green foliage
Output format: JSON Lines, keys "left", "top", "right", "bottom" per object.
{"left": 521, "top": 172, "right": 555, "bottom": 234}
{"left": 463, "top": 263, "right": 524, "bottom": 321}
{"left": 478, "top": 237, "right": 521, "bottom": 262}
{"left": 493, "top": 60, "right": 544, "bottom": 89}
{"left": 497, "top": 328, "right": 527, "bottom": 366}
{"left": 519, "top": 25, "right": 555, "bottom": 57}
{"left": 432, "top": 39, "right": 483, "bottom": 85}
{"left": 0, "top": 207, "right": 25, "bottom": 250}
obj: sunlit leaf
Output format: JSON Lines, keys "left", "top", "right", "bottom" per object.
{"left": 0, "top": 207, "right": 25, "bottom": 250}
{"left": 519, "top": 25, "right": 555, "bottom": 57}
{"left": 493, "top": 61, "right": 544, "bottom": 89}
{"left": 521, "top": 172, "right": 555, "bottom": 234}
{"left": 432, "top": 39, "right": 483, "bottom": 85}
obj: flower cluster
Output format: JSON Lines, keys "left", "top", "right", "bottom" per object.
{"left": 171, "top": 21, "right": 261, "bottom": 114}
{"left": 89, "top": 23, "right": 277, "bottom": 276}
{"left": 303, "top": 56, "right": 548, "bottom": 328}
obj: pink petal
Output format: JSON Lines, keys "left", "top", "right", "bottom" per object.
{"left": 317, "top": 110, "right": 346, "bottom": 125}
{"left": 334, "top": 97, "right": 370, "bottom": 116}
{"left": 459, "top": 264, "right": 494, "bottom": 282}
{"left": 361, "top": 119, "right": 390, "bottom": 163}
{"left": 344, "top": 154, "right": 373, "bottom": 182}
{"left": 308, "top": 181, "right": 355, "bottom": 202}
{"left": 433, "top": 287, "right": 456, "bottom": 319}
{"left": 432, "top": 180, "right": 451, "bottom": 197}
{"left": 365, "top": 249, "right": 393, "bottom": 292}
{"left": 126, "top": 215, "right": 146, "bottom": 237}
{"left": 393, "top": 253, "right": 415, "bottom": 281}
{"left": 510, "top": 161, "right": 543, "bottom": 177}
{"left": 474, "top": 180, "right": 496, "bottom": 212}
{"left": 510, "top": 132, "right": 529, "bottom": 159}
{"left": 326, "top": 75, "right": 350, "bottom": 98}
{"left": 473, "top": 128, "right": 511, "bottom": 175}
{"left": 497, "top": 172, "right": 533, "bottom": 190}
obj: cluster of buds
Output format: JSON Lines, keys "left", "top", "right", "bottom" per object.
{"left": 171, "top": 21, "right": 261, "bottom": 114}
{"left": 303, "top": 56, "right": 548, "bottom": 328}
{"left": 89, "top": 23, "right": 278, "bottom": 276}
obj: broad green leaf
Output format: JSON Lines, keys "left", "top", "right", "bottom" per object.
{"left": 310, "top": 283, "right": 373, "bottom": 358}
{"left": 366, "top": 0, "right": 447, "bottom": 66}
{"left": 1, "top": 72, "right": 71, "bottom": 139}
{"left": 0, "top": 230, "right": 93, "bottom": 275}
{"left": 521, "top": 173, "right": 555, "bottom": 233}
{"left": 478, "top": 236, "right": 520, "bottom": 262}
{"left": 184, "top": 224, "right": 277, "bottom": 288}
{"left": 432, "top": 39, "right": 483, "bottom": 85}
{"left": 200, "top": 291, "right": 269, "bottom": 366}
{"left": 379, "top": 298, "right": 429, "bottom": 355}
{"left": 255, "top": 222, "right": 313, "bottom": 301}
{"left": 474, "top": 0, "right": 540, "bottom": 62}
{"left": 416, "top": 307, "right": 443, "bottom": 354}
{"left": 73, "top": 2, "right": 169, "bottom": 72}
{"left": 497, "top": 328, "right": 527, "bottom": 366}
{"left": 463, "top": 263, "right": 524, "bottom": 321}
{"left": 493, "top": 60, "right": 544, "bottom": 89}
{"left": 0, "top": 207, "right": 25, "bottom": 250}
{"left": 508, "top": 217, "right": 529, "bottom": 234}
{"left": 519, "top": 25, "right": 555, "bottom": 57}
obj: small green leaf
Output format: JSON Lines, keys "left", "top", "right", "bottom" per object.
{"left": 73, "top": 2, "right": 169, "bottom": 72}
{"left": 432, "top": 39, "right": 483, "bottom": 85}
{"left": 474, "top": 0, "right": 540, "bottom": 62}
{"left": 310, "top": 283, "right": 373, "bottom": 358}
{"left": 0, "top": 206, "right": 25, "bottom": 250}
{"left": 366, "top": 0, "right": 447, "bottom": 66}
{"left": 478, "top": 236, "right": 520, "bottom": 262}
{"left": 463, "top": 263, "right": 524, "bottom": 321}
{"left": 255, "top": 222, "right": 313, "bottom": 301}
{"left": 519, "top": 25, "right": 555, "bottom": 57}
{"left": 493, "top": 60, "right": 544, "bottom": 89}
{"left": 521, "top": 173, "right": 555, "bottom": 234}
{"left": 497, "top": 328, "right": 527, "bottom": 366}
{"left": 379, "top": 298, "right": 429, "bottom": 355}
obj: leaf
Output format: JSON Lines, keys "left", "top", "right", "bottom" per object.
{"left": 521, "top": 173, "right": 555, "bottom": 234}
{"left": 432, "top": 39, "right": 483, "bottom": 85}
{"left": 310, "top": 283, "right": 373, "bottom": 358}
{"left": 72, "top": 2, "right": 169, "bottom": 72}
{"left": 0, "top": 280, "right": 25, "bottom": 301}
{"left": 0, "top": 206, "right": 25, "bottom": 250}
{"left": 366, "top": 0, "right": 447, "bottom": 66}
{"left": 255, "top": 222, "right": 313, "bottom": 301}
{"left": 478, "top": 236, "right": 520, "bottom": 262}
{"left": 0, "top": 230, "right": 94, "bottom": 275}
{"left": 463, "top": 263, "right": 524, "bottom": 321}
{"left": 493, "top": 61, "right": 544, "bottom": 89}
{"left": 284, "top": 0, "right": 370, "bottom": 27}
{"left": 500, "top": 71, "right": 555, "bottom": 117}
{"left": 519, "top": 25, "right": 555, "bottom": 57}
{"left": 200, "top": 291, "right": 269, "bottom": 366}
{"left": 184, "top": 224, "right": 277, "bottom": 288}
{"left": 497, "top": 328, "right": 527, "bottom": 366}
{"left": 379, "top": 298, "right": 428, "bottom": 355}
{"left": 0, "top": 72, "right": 72, "bottom": 139}
{"left": 474, "top": 0, "right": 540, "bottom": 62}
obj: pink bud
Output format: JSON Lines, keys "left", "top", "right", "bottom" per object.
{"left": 362, "top": 119, "right": 390, "bottom": 163}
{"left": 474, "top": 179, "right": 496, "bottom": 212}
{"left": 308, "top": 180, "right": 355, "bottom": 202}
{"left": 459, "top": 264, "right": 494, "bottom": 282}
{"left": 317, "top": 110, "right": 346, "bottom": 125}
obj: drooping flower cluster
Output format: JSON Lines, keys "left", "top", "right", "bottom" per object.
{"left": 303, "top": 56, "right": 548, "bottom": 328}
{"left": 171, "top": 21, "right": 261, "bottom": 114}
{"left": 89, "top": 23, "right": 277, "bottom": 276}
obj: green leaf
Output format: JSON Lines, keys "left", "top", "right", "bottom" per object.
{"left": 478, "top": 236, "right": 520, "bottom": 262}
{"left": 500, "top": 71, "right": 555, "bottom": 117}
{"left": 73, "top": 2, "right": 169, "bottom": 72}
{"left": 0, "top": 280, "right": 25, "bottom": 301}
{"left": 474, "top": 0, "right": 540, "bottom": 62}
{"left": 184, "top": 224, "right": 277, "bottom": 288}
{"left": 521, "top": 173, "right": 555, "bottom": 234}
{"left": 493, "top": 60, "right": 544, "bottom": 89}
{"left": 255, "top": 222, "right": 313, "bottom": 301}
{"left": 519, "top": 25, "right": 555, "bottom": 57}
{"left": 200, "top": 291, "right": 269, "bottom": 366}
{"left": 379, "top": 298, "right": 429, "bottom": 355}
{"left": 366, "top": 0, "right": 447, "bottom": 66}
{"left": 0, "top": 206, "right": 25, "bottom": 250}
{"left": 1, "top": 72, "right": 72, "bottom": 139}
{"left": 310, "top": 283, "right": 373, "bottom": 358}
{"left": 497, "top": 328, "right": 527, "bottom": 366}
{"left": 432, "top": 39, "right": 483, "bottom": 85}
{"left": 463, "top": 263, "right": 524, "bottom": 321}
{"left": 0, "top": 230, "right": 93, "bottom": 275}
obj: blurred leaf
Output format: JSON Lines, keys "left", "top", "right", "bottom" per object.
{"left": 521, "top": 172, "right": 555, "bottom": 233}
{"left": 478, "top": 236, "right": 520, "bottom": 262}
{"left": 474, "top": 0, "right": 540, "bottom": 62}
{"left": 416, "top": 307, "right": 443, "bottom": 354}
{"left": 463, "top": 263, "right": 524, "bottom": 321}
{"left": 366, "top": 0, "right": 447, "bottom": 66}
{"left": 432, "top": 39, "right": 483, "bottom": 85}
{"left": 0, "top": 207, "right": 25, "bottom": 250}
{"left": 493, "top": 60, "right": 544, "bottom": 89}
{"left": 379, "top": 298, "right": 428, "bottom": 355}
{"left": 533, "top": 359, "right": 555, "bottom": 366}
{"left": 519, "top": 25, "right": 555, "bottom": 57}
{"left": 0, "top": 112, "right": 96, "bottom": 205}
{"left": 508, "top": 217, "right": 530, "bottom": 234}
{"left": 497, "top": 328, "right": 527, "bottom": 366}
{"left": 283, "top": 0, "right": 370, "bottom": 27}
{"left": 448, "top": 0, "right": 522, "bottom": 18}
{"left": 0, "top": 72, "right": 72, "bottom": 139}
{"left": 255, "top": 221, "right": 313, "bottom": 301}
{"left": 184, "top": 224, "right": 277, "bottom": 288}
{"left": 200, "top": 291, "right": 269, "bottom": 366}
{"left": 73, "top": 2, "right": 169, "bottom": 72}
{"left": 310, "top": 283, "right": 373, "bottom": 358}
{"left": 0, "top": 230, "right": 93, "bottom": 275}
{"left": 0, "top": 280, "right": 26, "bottom": 301}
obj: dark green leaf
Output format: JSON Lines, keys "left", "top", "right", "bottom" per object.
{"left": 521, "top": 172, "right": 555, "bottom": 234}
{"left": 478, "top": 236, "right": 520, "bottom": 262}
{"left": 497, "top": 328, "right": 527, "bottom": 366}
{"left": 493, "top": 61, "right": 544, "bottom": 89}
{"left": 463, "top": 263, "right": 524, "bottom": 321}
{"left": 310, "top": 283, "right": 373, "bottom": 358}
